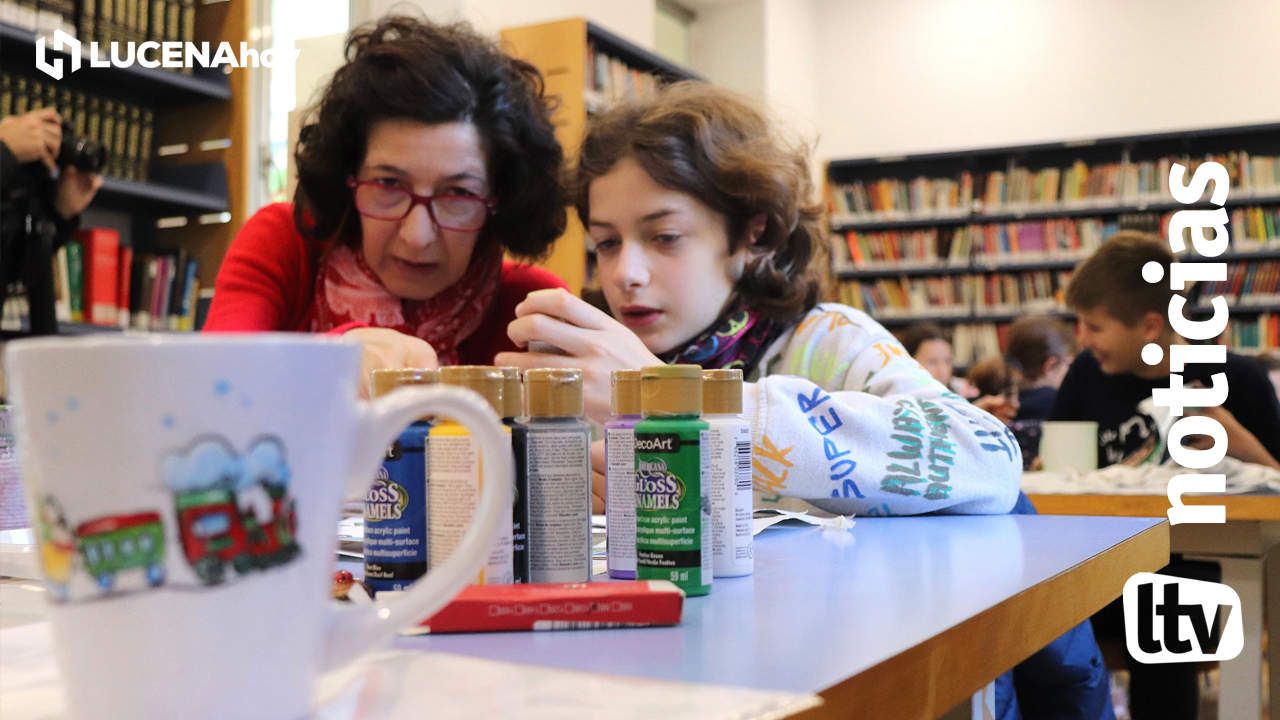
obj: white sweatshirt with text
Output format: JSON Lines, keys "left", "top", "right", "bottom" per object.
{"left": 744, "top": 303, "right": 1021, "bottom": 516}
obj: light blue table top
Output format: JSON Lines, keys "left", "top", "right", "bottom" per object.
{"left": 395, "top": 514, "right": 1164, "bottom": 695}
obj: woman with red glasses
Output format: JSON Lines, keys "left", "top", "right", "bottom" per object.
{"left": 204, "top": 16, "right": 567, "bottom": 394}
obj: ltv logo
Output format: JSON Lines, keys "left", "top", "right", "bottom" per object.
{"left": 1123, "top": 573, "right": 1243, "bottom": 663}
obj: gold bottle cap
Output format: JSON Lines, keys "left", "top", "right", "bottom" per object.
{"left": 641, "top": 364, "right": 702, "bottom": 416}
{"left": 524, "top": 368, "right": 584, "bottom": 418}
{"left": 498, "top": 366, "right": 523, "bottom": 419}
{"left": 701, "top": 369, "right": 743, "bottom": 414}
{"left": 437, "top": 365, "right": 504, "bottom": 416}
{"left": 611, "top": 369, "right": 642, "bottom": 416}
{"left": 370, "top": 368, "right": 438, "bottom": 398}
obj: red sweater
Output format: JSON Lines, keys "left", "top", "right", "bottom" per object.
{"left": 203, "top": 203, "right": 566, "bottom": 364}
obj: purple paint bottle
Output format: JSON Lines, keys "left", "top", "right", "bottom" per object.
{"left": 606, "top": 369, "right": 643, "bottom": 579}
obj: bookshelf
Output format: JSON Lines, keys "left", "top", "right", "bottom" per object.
{"left": 826, "top": 122, "right": 1280, "bottom": 363}
{"left": 499, "top": 17, "right": 701, "bottom": 295}
{"left": 0, "top": 0, "right": 250, "bottom": 335}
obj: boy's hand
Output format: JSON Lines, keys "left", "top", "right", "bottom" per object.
{"left": 1182, "top": 405, "right": 1280, "bottom": 470}
{"left": 498, "top": 288, "right": 661, "bottom": 424}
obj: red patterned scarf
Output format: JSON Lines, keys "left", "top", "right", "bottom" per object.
{"left": 311, "top": 242, "right": 501, "bottom": 365}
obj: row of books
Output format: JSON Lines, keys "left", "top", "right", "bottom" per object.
{"left": 584, "top": 43, "right": 663, "bottom": 108}
{"left": 836, "top": 218, "right": 1117, "bottom": 269}
{"left": 1226, "top": 314, "right": 1278, "bottom": 353}
{"left": 835, "top": 207, "right": 1280, "bottom": 271}
{"left": 50, "top": 228, "right": 199, "bottom": 331}
{"left": 830, "top": 153, "right": 1280, "bottom": 220}
{"left": 80, "top": 0, "right": 196, "bottom": 49}
{"left": 836, "top": 270, "right": 1072, "bottom": 318}
{"left": 1195, "top": 261, "right": 1280, "bottom": 306}
{"left": 2, "top": 0, "right": 197, "bottom": 49}
{"left": 1, "top": 71, "right": 154, "bottom": 182}
{"left": 949, "top": 323, "right": 1004, "bottom": 369}
{"left": 0, "top": 0, "right": 74, "bottom": 36}
{"left": 913, "top": 318, "right": 1278, "bottom": 367}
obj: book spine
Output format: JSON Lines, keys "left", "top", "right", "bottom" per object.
{"left": 116, "top": 244, "right": 133, "bottom": 329}
{"left": 65, "top": 240, "right": 84, "bottom": 322}
{"left": 77, "top": 227, "right": 120, "bottom": 326}
{"left": 52, "top": 245, "right": 71, "bottom": 322}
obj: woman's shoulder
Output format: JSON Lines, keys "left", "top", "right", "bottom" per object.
{"left": 238, "top": 202, "right": 302, "bottom": 243}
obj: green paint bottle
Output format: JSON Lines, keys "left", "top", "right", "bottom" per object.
{"left": 634, "top": 364, "right": 711, "bottom": 597}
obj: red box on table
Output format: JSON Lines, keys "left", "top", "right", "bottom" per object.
{"left": 400, "top": 580, "right": 685, "bottom": 635}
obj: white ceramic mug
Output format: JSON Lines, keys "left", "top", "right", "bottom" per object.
{"left": 1039, "top": 420, "right": 1099, "bottom": 473}
{"left": 4, "top": 334, "right": 513, "bottom": 720}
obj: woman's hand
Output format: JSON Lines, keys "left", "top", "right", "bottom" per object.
{"left": 496, "top": 288, "right": 660, "bottom": 424}
{"left": 343, "top": 327, "right": 438, "bottom": 399}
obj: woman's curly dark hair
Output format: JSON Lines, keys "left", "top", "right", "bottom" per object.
{"left": 293, "top": 16, "right": 566, "bottom": 258}
{"left": 572, "top": 81, "right": 826, "bottom": 323}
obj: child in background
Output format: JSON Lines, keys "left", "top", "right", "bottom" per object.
{"left": 1005, "top": 314, "right": 1075, "bottom": 421}
{"left": 495, "top": 81, "right": 1108, "bottom": 720}
{"left": 1054, "top": 231, "right": 1280, "bottom": 720}
{"left": 1053, "top": 231, "right": 1280, "bottom": 469}
{"left": 898, "top": 322, "right": 975, "bottom": 397}
{"left": 966, "top": 356, "right": 1018, "bottom": 424}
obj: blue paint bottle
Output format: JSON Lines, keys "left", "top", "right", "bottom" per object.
{"left": 363, "top": 368, "right": 437, "bottom": 595}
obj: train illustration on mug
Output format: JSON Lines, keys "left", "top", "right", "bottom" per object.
{"left": 166, "top": 435, "right": 301, "bottom": 585}
{"left": 36, "top": 498, "right": 166, "bottom": 601}
{"left": 33, "top": 434, "right": 303, "bottom": 601}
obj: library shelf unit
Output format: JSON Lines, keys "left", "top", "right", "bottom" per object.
{"left": 0, "top": 0, "right": 250, "bottom": 336}
{"left": 499, "top": 17, "right": 701, "bottom": 295}
{"left": 826, "top": 122, "right": 1280, "bottom": 360}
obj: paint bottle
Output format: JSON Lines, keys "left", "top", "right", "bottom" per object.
{"left": 499, "top": 366, "right": 530, "bottom": 584}
{"left": 363, "top": 368, "right": 437, "bottom": 595}
{"left": 606, "top": 369, "right": 642, "bottom": 579}
{"left": 702, "top": 369, "right": 753, "bottom": 577}
{"left": 430, "top": 366, "right": 514, "bottom": 585}
{"left": 634, "top": 365, "right": 711, "bottom": 597}
{"left": 523, "top": 368, "right": 593, "bottom": 583}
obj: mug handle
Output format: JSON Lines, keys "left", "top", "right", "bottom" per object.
{"left": 319, "top": 385, "right": 513, "bottom": 671}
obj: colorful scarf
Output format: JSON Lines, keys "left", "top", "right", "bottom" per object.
{"left": 660, "top": 299, "right": 784, "bottom": 376}
{"left": 311, "top": 242, "right": 501, "bottom": 365}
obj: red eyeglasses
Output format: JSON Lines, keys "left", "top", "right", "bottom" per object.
{"left": 346, "top": 177, "right": 496, "bottom": 231}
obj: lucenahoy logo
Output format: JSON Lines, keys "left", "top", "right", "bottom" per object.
{"left": 35, "top": 28, "right": 295, "bottom": 81}
{"left": 635, "top": 459, "right": 684, "bottom": 510}
{"left": 364, "top": 472, "right": 408, "bottom": 521}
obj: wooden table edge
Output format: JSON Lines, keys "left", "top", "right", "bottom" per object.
{"left": 1027, "top": 494, "right": 1280, "bottom": 521}
{"left": 791, "top": 520, "right": 1170, "bottom": 720}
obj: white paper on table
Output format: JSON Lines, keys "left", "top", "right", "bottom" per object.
{"left": 0, "top": 528, "right": 39, "bottom": 580}
{"left": 0, "top": 622, "right": 822, "bottom": 720}
{"left": 752, "top": 509, "right": 855, "bottom": 535}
